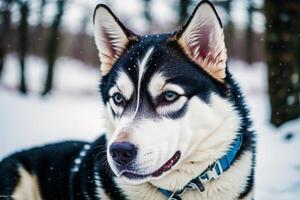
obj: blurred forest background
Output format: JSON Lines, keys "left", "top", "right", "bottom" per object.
{"left": 0, "top": 0, "right": 299, "bottom": 127}
{"left": 1, "top": 1, "right": 300, "bottom": 198}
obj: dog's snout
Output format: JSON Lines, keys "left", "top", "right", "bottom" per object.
{"left": 109, "top": 142, "right": 137, "bottom": 165}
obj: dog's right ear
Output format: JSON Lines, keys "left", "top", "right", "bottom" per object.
{"left": 93, "top": 5, "right": 137, "bottom": 76}
{"left": 174, "top": 1, "right": 227, "bottom": 82}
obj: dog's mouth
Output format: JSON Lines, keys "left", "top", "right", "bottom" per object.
{"left": 121, "top": 151, "right": 181, "bottom": 180}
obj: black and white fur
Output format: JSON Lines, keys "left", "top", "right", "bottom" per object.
{"left": 0, "top": 1, "right": 255, "bottom": 199}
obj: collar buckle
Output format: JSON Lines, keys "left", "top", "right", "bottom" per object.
{"left": 200, "top": 160, "right": 224, "bottom": 182}
{"left": 207, "top": 160, "right": 224, "bottom": 179}
{"left": 190, "top": 179, "right": 205, "bottom": 192}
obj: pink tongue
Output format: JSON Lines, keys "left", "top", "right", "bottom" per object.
{"left": 152, "top": 152, "right": 181, "bottom": 177}
{"left": 164, "top": 160, "right": 174, "bottom": 170}
{"left": 152, "top": 161, "right": 172, "bottom": 177}
{"left": 153, "top": 170, "right": 163, "bottom": 177}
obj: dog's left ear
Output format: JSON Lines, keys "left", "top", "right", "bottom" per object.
{"left": 175, "top": 1, "right": 227, "bottom": 82}
{"left": 93, "top": 5, "right": 137, "bottom": 76}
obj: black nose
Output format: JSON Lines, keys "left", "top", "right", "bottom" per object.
{"left": 109, "top": 142, "right": 137, "bottom": 165}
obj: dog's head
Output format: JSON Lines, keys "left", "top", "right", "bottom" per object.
{"left": 93, "top": 1, "right": 240, "bottom": 190}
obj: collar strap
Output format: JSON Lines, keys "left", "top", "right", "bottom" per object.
{"left": 159, "top": 134, "right": 243, "bottom": 200}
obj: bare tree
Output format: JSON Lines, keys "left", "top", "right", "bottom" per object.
{"left": 42, "top": 0, "right": 67, "bottom": 96}
{"left": 143, "top": 0, "right": 152, "bottom": 22}
{"left": 38, "top": 0, "right": 46, "bottom": 26}
{"left": 178, "top": 0, "right": 191, "bottom": 24}
{"left": 17, "top": 0, "right": 29, "bottom": 94}
{"left": 265, "top": 0, "right": 300, "bottom": 126}
{"left": 245, "top": 0, "right": 254, "bottom": 64}
{"left": 0, "top": 0, "right": 12, "bottom": 82}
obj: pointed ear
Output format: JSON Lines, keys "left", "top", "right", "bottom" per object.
{"left": 93, "top": 4, "right": 137, "bottom": 75}
{"left": 175, "top": 1, "right": 227, "bottom": 82}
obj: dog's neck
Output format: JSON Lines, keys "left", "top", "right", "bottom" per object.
{"left": 158, "top": 133, "right": 243, "bottom": 199}
{"left": 114, "top": 150, "right": 252, "bottom": 200}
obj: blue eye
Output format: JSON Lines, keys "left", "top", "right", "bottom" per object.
{"left": 112, "top": 92, "right": 124, "bottom": 105}
{"left": 164, "top": 91, "right": 179, "bottom": 102}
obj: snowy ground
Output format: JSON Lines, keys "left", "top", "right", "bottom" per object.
{"left": 0, "top": 55, "right": 299, "bottom": 199}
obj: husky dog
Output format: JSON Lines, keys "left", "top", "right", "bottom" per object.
{"left": 0, "top": 1, "right": 255, "bottom": 200}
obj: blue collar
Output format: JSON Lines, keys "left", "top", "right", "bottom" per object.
{"left": 159, "top": 134, "right": 243, "bottom": 200}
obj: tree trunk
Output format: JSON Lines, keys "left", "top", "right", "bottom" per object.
{"left": 222, "top": 0, "right": 234, "bottom": 64}
{"left": 178, "top": 0, "right": 191, "bottom": 24}
{"left": 246, "top": 0, "right": 254, "bottom": 64}
{"left": 42, "top": 0, "right": 66, "bottom": 96}
{"left": 0, "top": 38, "right": 3, "bottom": 81}
{"left": 143, "top": 0, "right": 152, "bottom": 22}
{"left": 265, "top": 0, "right": 300, "bottom": 127}
{"left": 18, "top": 2, "right": 29, "bottom": 94}
{"left": 38, "top": 0, "right": 46, "bottom": 26}
{"left": 0, "top": 2, "right": 12, "bottom": 82}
